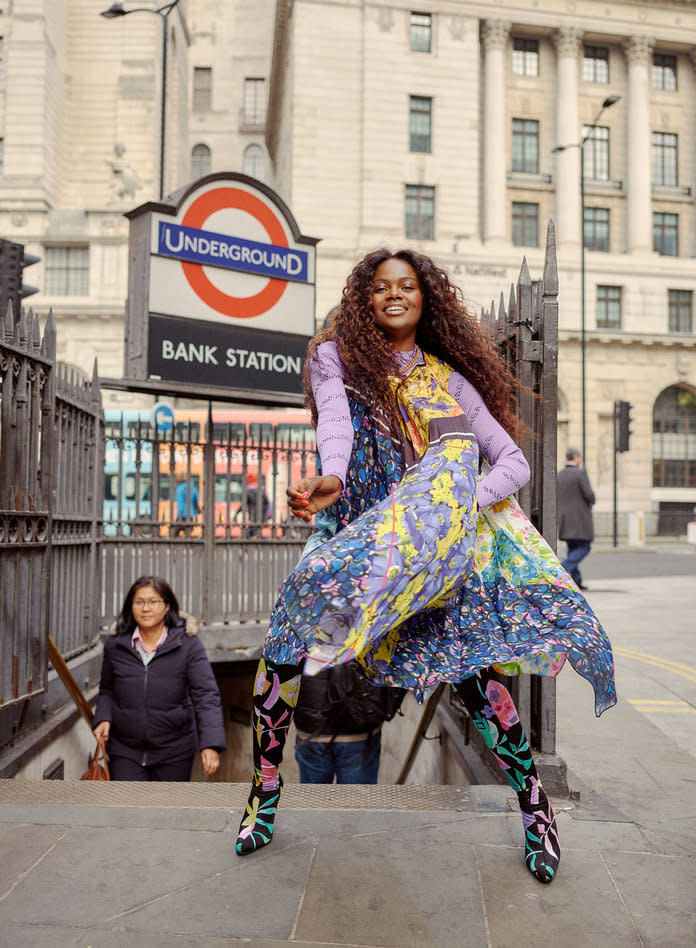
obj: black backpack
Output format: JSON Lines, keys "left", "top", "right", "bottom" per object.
{"left": 294, "top": 663, "right": 406, "bottom": 737}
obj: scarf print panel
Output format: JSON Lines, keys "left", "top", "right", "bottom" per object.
{"left": 264, "top": 393, "right": 404, "bottom": 655}
{"left": 266, "top": 418, "right": 479, "bottom": 672}
{"left": 264, "top": 354, "right": 616, "bottom": 716}
{"left": 357, "top": 494, "right": 616, "bottom": 716}
{"left": 263, "top": 361, "right": 474, "bottom": 664}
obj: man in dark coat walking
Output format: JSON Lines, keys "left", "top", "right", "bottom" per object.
{"left": 557, "top": 447, "right": 596, "bottom": 591}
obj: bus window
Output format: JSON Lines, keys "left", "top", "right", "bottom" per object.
{"left": 124, "top": 474, "right": 153, "bottom": 503}
{"left": 104, "top": 474, "right": 119, "bottom": 502}
{"left": 105, "top": 420, "right": 123, "bottom": 439}
{"left": 215, "top": 474, "right": 243, "bottom": 503}
{"left": 124, "top": 474, "right": 136, "bottom": 501}
{"left": 249, "top": 423, "right": 273, "bottom": 443}
{"left": 275, "top": 423, "right": 316, "bottom": 445}
{"left": 173, "top": 421, "right": 201, "bottom": 441}
{"left": 158, "top": 474, "right": 171, "bottom": 501}
{"left": 126, "top": 420, "right": 155, "bottom": 439}
{"left": 212, "top": 421, "right": 245, "bottom": 442}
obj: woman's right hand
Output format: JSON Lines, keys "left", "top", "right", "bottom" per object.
{"left": 93, "top": 721, "right": 110, "bottom": 742}
{"left": 287, "top": 475, "right": 342, "bottom": 521}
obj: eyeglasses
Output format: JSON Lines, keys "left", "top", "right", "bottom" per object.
{"left": 133, "top": 599, "right": 165, "bottom": 609}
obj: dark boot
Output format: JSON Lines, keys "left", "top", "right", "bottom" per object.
{"left": 517, "top": 776, "right": 560, "bottom": 884}
{"left": 236, "top": 658, "right": 301, "bottom": 856}
{"left": 453, "top": 671, "right": 560, "bottom": 883}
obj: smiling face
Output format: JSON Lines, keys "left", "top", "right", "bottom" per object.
{"left": 131, "top": 584, "right": 168, "bottom": 634}
{"left": 371, "top": 257, "right": 423, "bottom": 351}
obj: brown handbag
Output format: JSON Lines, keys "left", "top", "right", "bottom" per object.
{"left": 81, "top": 735, "right": 110, "bottom": 781}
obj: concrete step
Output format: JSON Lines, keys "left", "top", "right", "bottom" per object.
{"left": 0, "top": 778, "right": 501, "bottom": 813}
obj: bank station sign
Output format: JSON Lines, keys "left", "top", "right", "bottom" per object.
{"left": 124, "top": 173, "right": 318, "bottom": 397}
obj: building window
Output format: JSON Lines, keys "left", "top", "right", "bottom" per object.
{"left": 512, "top": 202, "right": 539, "bottom": 247}
{"left": 191, "top": 143, "right": 211, "bottom": 179}
{"left": 652, "top": 385, "right": 696, "bottom": 488}
{"left": 243, "top": 144, "right": 265, "bottom": 180}
{"left": 243, "top": 78, "right": 266, "bottom": 125}
{"left": 45, "top": 246, "right": 89, "bottom": 296}
{"left": 583, "top": 207, "right": 610, "bottom": 252}
{"left": 653, "top": 53, "right": 677, "bottom": 92}
{"left": 405, "top": 184, "right": 435, "bottom": 240}
{"left": 653, "top": 212, "right": 678, "bottom": 257}
{"left": 596, "top": 285, "right": 621, "bottom": 329}
{"left": 582, "top": 125, "right": 609, "bottom": 180}
{"left": 409, "top": 96, "right": 432, "bottom": 153}
{"left": 582, "top": 45, "right": 609, "bottom": 83}
{"left": 192, "top": 67, "right": 212, "bottom": 112}
{"left": 512, "top": 38, "right": 539, "bottom": 77}
{"left": 410, "top": 12, "right": 431, "bottom": 53}
{"left": 511, "top": 118, "right": 539, "bottom": 173}
{"left": 652, "top": 132, "right": 678, "bottom": 187}
{"left": 668, "top": 290, "right": 692, "bottom": 333}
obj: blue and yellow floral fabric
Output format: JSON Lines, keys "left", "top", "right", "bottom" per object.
{"left": 264, "top": 354, "right": 616, "bottom": 716}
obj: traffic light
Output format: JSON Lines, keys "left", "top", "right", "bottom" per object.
{"left": 616, "top": 400, "right": 633, "bottom": 453}
{"left": 0, "top": 238, "right": 40, "bottom": 320}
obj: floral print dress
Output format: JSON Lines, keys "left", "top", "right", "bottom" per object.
{"left": 264, "top": 353, "right": 616, "bottom": 717}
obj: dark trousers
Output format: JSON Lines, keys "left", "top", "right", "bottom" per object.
{"left": 109, "top": 755, "right": 194, "bottom": 781}
{"left": 561, "top": 539, "right": 591, "bottom": 586}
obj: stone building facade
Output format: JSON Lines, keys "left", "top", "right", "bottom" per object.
{"left": 0, "top": 0, "right": 694, "bottom": 535}
{"left": 262, "top": 0, "right": 696, "bottom": 536}
{"left": 0, "top": 0, "right": 190, "bottom": 383}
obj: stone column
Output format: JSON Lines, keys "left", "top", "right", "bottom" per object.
{"left": 481, "top": 19, "right": 510, "bottom": 243}
{"left": 553, "top": 26, "right": 582, "bottom": 249}
{"left": 624, "top": 36, "right": 655, "bottom": 254}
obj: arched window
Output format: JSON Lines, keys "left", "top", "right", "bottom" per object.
{"left": 243, "top": 144, "right": 265, "bottom": 181}
{"left": 191, "top": 143, "right": 211, "bottom": 180}
{"left": 652, "top": 384, "right": 696, "bottom": 487}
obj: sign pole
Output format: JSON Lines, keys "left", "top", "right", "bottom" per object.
{"left": 613, "top": 400, "right": 618, "bottom": 548}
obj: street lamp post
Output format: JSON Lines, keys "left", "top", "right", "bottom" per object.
{"left": 553, "top": 94, "right": 621, "bottom": 466}
{"left": 101, "top": 0, "right": 183, "bottom": 201}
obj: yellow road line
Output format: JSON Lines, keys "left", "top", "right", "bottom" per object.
{"left": 628, "top": 699, "right": 696, "bottom": 714}
{"left": 628, "top": 699, "right": 689, "bottom": 705}
{"left": 629, "top": 708, "right": 696, "bottom": 714}
{"left": 614, "top": 647, "right": 696, "bottom": 673}
{"left": 613, "top": 646, "right": 696, "bottom": 684}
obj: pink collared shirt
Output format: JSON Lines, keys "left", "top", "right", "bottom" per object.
{"left": 132, "top": 626, "right": 168, "bottom": 665}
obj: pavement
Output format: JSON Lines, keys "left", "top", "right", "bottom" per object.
{"left": 1, "top": 542, "right": 695, "bottom": 947}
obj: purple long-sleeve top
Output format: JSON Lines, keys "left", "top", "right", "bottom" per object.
{"left": 310, "top": 341, "right": 530, "bottom": 509}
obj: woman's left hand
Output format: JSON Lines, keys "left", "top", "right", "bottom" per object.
{"left": 201, "top": 748, "right": 220, "bottom": 776}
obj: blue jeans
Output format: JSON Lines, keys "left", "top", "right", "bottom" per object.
{"left": 562, "top": 539, "right": 591, "bottom": 586}
{"left": 294, "top": 731, "right": 381, "bottom": 784}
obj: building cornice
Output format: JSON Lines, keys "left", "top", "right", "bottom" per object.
{"left": 450, "top": 0, "right": 696, "bottom": 49}
{"left": 560, "top": 329, "right": 696, "bottom": 348}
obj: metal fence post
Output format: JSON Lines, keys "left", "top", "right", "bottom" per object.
{"left": 457, "top": 221, "right": 567, "bottom": 794}
{"left": 0, "top": 306, "right": 54, "bottom": 710}
{"left": 202, "top": 404, "right": 216, "bottom": 625}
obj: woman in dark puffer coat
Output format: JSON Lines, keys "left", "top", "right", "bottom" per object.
{"left": 93, "top": 576, "right": 226, "bottom": 781}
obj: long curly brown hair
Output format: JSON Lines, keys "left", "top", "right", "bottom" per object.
{"left": 304, "top": 248, "right": 522, "bottom": 439}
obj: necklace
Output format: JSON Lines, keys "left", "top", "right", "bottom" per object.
{"left": 397, "top": 346, "right": 420, "bottom": 376}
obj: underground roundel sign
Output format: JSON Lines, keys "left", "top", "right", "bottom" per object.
{"left": 147, "top": 174, "right": 316, "bottom": 333}
{"left": 125, "top": 173, "right": 318, "bottom": 396}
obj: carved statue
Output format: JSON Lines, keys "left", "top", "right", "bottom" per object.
{"left": 106, "top": 143, "right": 142, "bottom": 203}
